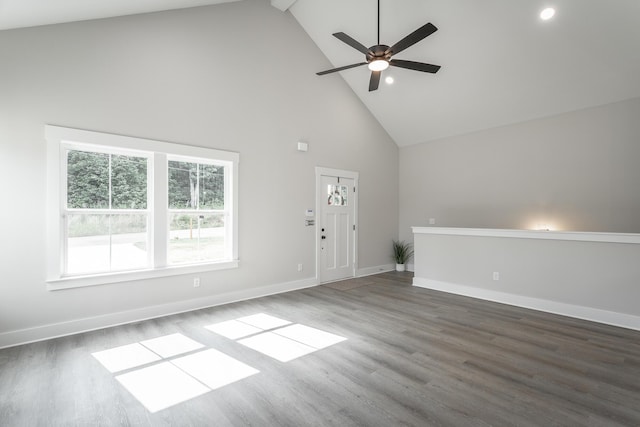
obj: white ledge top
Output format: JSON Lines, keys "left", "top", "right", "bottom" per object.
{"left": 411, "top": 227, "right": 640, "bottom": 245}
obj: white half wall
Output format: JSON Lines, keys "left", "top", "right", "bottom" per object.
{"left": 412, "top": 228, "right": 640, "bottom": 330}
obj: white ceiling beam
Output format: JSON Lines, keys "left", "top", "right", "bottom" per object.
{"left": 270, "top": 0, "right": 297, "bottom": 12}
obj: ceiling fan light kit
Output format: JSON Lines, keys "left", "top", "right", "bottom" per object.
{"left": 368, "top": 59, "right": 389, "bottom": 72}
{"left": 317, "top": 0, "right": 441, "bottom": 92}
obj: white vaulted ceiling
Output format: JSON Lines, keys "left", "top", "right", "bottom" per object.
{"left": 290, "top": 0, "right": 640, "bottom": 146}
{"left": 0, "top": 0, "right": 241, "bottom": 30}
{"left": 1, "top": 0, "right": 639, "bottom": 146}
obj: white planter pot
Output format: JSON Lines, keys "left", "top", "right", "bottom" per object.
{"left": 396, "top": 263, "right": 406, "bottom": 272}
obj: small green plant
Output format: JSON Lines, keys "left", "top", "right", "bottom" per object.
{"left": 392, "top": 240, "right": 414, "bottom": 264}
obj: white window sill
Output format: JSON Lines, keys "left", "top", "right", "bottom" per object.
{"left": 46, "top": 260, "right": 239, "bottom": 291}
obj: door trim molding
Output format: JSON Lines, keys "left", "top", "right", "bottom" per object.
{"left": 315, "top": 167, "right": 359, "bottom": 283}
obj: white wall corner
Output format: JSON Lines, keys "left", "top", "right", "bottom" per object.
{"left": 413, "top": 277, "right": 640, "bottom": 332}
{"left": 270, "top": 0, "right": 297, "bottom": 12}
{"left": 0, "top": 276, "right": 318, "bottom": 350}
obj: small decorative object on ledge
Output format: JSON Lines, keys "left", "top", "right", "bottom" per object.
{"left": 392, "top": 240, "right": 414, "bottom": 272}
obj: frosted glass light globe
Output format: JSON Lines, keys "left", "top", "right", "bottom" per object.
{"left": 368, "top": 60, "right": 389, "bottom": 71}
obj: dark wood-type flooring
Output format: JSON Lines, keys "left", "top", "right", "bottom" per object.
{"left": 1, "top": 272, "right": 639, "bottom": 426}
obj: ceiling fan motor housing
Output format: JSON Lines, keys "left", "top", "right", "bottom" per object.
{"left": 366, "top": 45, "right": 391, "bottom": 64}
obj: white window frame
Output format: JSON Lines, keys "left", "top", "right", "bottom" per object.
{"left": 46, "top": 125, "right": 239, "bottom": 290}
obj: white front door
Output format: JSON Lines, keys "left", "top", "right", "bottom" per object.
{"left": 319, "top": 173, "right": 356, "bottom": 283}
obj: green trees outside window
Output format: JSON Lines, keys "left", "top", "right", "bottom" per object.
{"left": 67, "top": 150, "right": 147, "bottom": 210}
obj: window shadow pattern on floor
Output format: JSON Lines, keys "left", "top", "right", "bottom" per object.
{"left": 91, "top": 314, "right": 346, "bottom": 413}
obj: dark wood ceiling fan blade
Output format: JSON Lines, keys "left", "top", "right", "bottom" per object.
{"left": 390, "top": 59, "right": 441, "bottom": 73}
{"left": 387, "top": 23, "right": 437, "bottom": 56}
{"left": 316, "top": 62, "right": 367, "bottom": 75}
{"left": 369, "top": 71, "right": 381, "bottom": 91}
{"left": 333, "top": 32, "right": 371, "bottom": 55}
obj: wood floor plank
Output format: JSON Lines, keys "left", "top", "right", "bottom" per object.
{"left": 1, "top": 272, "right": 639, "bottom": 426}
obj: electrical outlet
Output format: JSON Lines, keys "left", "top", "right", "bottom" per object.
{"left": 297, "top": 263, "right": 303, "bottom": 272}
{"left": 492, "top": 272, "right": 500, "bottom": 281}
{"left": 193, "top": 277, "right": 200, "bottom": 287}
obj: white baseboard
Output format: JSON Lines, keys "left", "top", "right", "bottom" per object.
{"left": 413, "top": 277, "right": 640, "bottom": 331}
{"left": 356, "top": 264, "right": 394, "bottom": 277}
{"left": 0, "top": 277, "right": 318, "bottom": 350}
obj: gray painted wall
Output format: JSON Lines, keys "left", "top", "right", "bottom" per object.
{"left": 399, "top": 97, "right": 640, "bottom": 242}
{"left": 0, "top": 0, "right": 398, "bottom": 342}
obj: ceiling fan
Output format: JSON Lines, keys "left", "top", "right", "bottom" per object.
{"left": 316, "top": 0, "right": 441, "bottom": 92}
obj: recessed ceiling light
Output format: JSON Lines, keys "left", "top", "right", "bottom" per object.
{"left": 540, "top": 7, "right": 555, "bottom": 20}
{"left": 385, "top": 76, "right": 394, "bottom": 84}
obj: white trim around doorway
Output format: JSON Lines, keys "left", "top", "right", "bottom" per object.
{"left": 315, "top": 167, "right": 359, "bottom": 284}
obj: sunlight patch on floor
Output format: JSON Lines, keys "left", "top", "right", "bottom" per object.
{"left": 141, "top": 333, "right": 205, "bottom": 358}
{"left": 92, "top": 333, "right": 260, "bottom": 413}
{"left": 205, "top": 319, "right": 263, "bottom": 339}
{"left": 116, "top": 362, "right": 210, "bottom": 413}
{"left": 238, "top": 332, "right": 317, "bottom": 362}
{"left": 273, "top": 324, "right": 347, "bottom": 349}
{"left": 92, "top": 317, "right": 347, "bottom": 413}
{"left": 236, "top": 313, "right": 292, "bottom": 330}
{"left": 206, "top": 313, "right": 347, "bottom": 362}
{"left": 172, "top": 348, "right": 259, "bottom": 389}
{"left": 92, "top": 343, "right": 161, "bottom": 373}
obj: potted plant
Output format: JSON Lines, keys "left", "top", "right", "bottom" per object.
{"left": 392, "top": 240, "right": 414, "bottom": 272}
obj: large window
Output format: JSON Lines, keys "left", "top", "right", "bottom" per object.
{"left": 46, "top": 126, "right": 239, "bottom": 289}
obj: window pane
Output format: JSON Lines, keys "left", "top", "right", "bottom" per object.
{"left": 67, "top": 214, "right": 110, "bottom": 275}
{"left": 66, "top": 213, "right": 148, "bottom": 275}
{"left": 199, "top": 164, "right": 224, "bottom": 210}
{"left": 67, "top": 150, "right": 109, "bottom": 209}
{"left": 168, "top": 161, "right": 224, "bottom": 210}
{"left": 327, "top": 184, "right": 348, "bottom": 206}
{"left": 110, "top": 213, "right": 149, "bottom": 271}
{"left": 168, "top": 161, "right": 197, "bottom": 209}
{"left": 168, "top": 213, "right": 225, "bottom": 264}
{"left": 111, "top": 155, "right": 148, "bottom": 209}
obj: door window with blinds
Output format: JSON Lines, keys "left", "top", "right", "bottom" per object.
{"left": 327, "top": 184, "right": 348, "bottom": 206}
